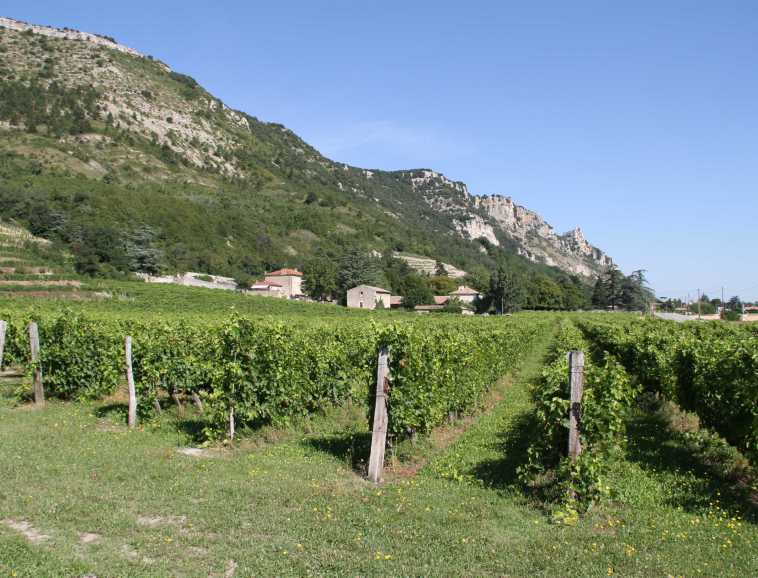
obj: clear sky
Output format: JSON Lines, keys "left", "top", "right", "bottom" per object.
{"left": 4, "top": 1, "right": 758, "bottom": 301}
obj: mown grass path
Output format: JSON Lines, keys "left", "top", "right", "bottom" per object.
{"left": 422, "top": 329, "right": 552, "bottom": 489}
{"left": 0, "top": 332, "right": 756, "bottom": 577}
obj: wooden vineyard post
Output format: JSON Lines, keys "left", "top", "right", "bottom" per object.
{"left": 229, "top": 407, "right": 235, "bottom": 441}
{"left": 567, "top": 350, "right": 584, "bottom": 461}
{"left": 367, "top": 346, "right": 391, "bottom": 484}
{"left": 125, "top": 336, "right": 137, "bottom": 429}
{"left": 29, "top": 322, "right": 44, "bottom": 406}
{"left": 0, "top": 319, "right": 6, "bottom": 371}
{"left": 191, "top": 392, "right": 204, "bottom": 413}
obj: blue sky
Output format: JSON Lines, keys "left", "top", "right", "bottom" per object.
{"left": 5, "top": 1, "right": 758, "bottom": 301}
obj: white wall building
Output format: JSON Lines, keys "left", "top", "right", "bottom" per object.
{"left": 449, "top": 285, "right": 481, "bottom": 304}
{"left": 346, "top": 285, "right": 391, "bottom": 310}
{"left": 246, "top": 280, "right": 286, "bottom": 298}
{"left": 264, "top": 268, "right": 303, "bottom": 298}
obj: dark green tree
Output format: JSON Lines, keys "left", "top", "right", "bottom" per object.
{"left": 398, "top": 272, "right": 433, "bottom": 310}
{"left": 487, "top": 266, "right": 525, "bottom": 314}
{"left": 336, "top": 248, "right": 385, "bottom": 301}
{"left": 620, "top": 269, "right": 654, "bottom": 311}
{"left": 303, "top": 254, "right": 338, "bottom": 301}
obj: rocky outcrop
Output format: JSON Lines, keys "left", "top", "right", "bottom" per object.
{"left": 393, "top": 254, "right": 468, "bottom": 278}
{"left": 469, "top": 194, "right": 612, "bottom": 277}
{"left": 405, "top": 169, "right": 614, "bottom": 278}
{"left": 0, "top": 16, "right": 166, "bottom": 67}
{"left": 454, "top": 215, "right": 500, "bottom": 248}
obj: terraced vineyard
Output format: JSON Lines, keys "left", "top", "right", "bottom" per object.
{"left": 0, "top": 221, "right": 96, "bottom": 300}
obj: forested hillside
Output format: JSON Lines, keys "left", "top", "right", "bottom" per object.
{"left": 0, "top": 17, "right": 625, "bottom": 309}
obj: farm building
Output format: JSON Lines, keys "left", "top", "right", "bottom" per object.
{"left": 389, "top": 295, "right": 404, "bottom": 309}
{"left": 264, "top": 268, "right": 303, "bottom": 298}
{"left": 346, "top": 285, "right": 391, "bottom": 309}
{"left": 449, "top": 285, "right": 481, "bottom": 304}
{"left": 246, "top": 280, "right": 286, "bottom": 298}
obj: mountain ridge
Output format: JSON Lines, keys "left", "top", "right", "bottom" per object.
{"left": 0, "top": 15, "right": 614, "bottom": 283}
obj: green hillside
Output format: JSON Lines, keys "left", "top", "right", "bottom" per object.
{"left": 0, "top": 21, "right": 600, "bottom": 309}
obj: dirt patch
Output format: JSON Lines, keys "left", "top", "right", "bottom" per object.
{"left": 96, "top": 421, "right": 125, "bottom": 433}
{"left": 121, "top": 544, "right": 139, "bottom": 561}
{"left": 208, "top": 559, "right": 238, "bottom": 578}
{"left": 137, "top": 515, "right": 187, "bottom": 528}
{"left": 121, "top": 544, "right": 154, "bottom": 565}
{"left": 186, "top": 546, "right": 208, "bottom": 557}
{"left": 177, "top": 447, "right": 220, "bottom": 458}
{"left": 2, "top": 518, "right": 50, "bottom": 543}
{"left": 79, "top": 532, "right": 101, "bottom": 544}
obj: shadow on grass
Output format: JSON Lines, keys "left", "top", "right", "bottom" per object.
{"left": 469, "top": 411, "right": 540, "bottom": 490}
{"left": 304, "top": 432, "right": 372, "bottom": 475}
{"left": 95, "top": 402, "right": 128, "bottom": 420}
{"left": 175, "top": 417, "right": 207, "bottom": 444}
{"left": 625, "top": 407, "right": 757, "bottom": 522}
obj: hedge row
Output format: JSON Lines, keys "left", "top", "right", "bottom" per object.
{"left": 580, "top": 318, "right": 758, "bottom": 462}
{"left": 0, "top": 311, "right": 551, "bottom": 440}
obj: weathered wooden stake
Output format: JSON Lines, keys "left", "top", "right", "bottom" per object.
{"left": 367, "top": 346, "right": 391, "bottom": 484}
{"left": 28, "top": 322, "right": 44, "bottom": 406}
{"left": 171, "top": 390, "right": 184, "bottom": 412}
{"left": 568, "top": 350, "right": 584, "bottom": 461}
{"left": 229, "top": 406, "right": 235, "bottom": 441}
{"left": 0, "top": 319, "right": 6, "bottom": 371}
{"left": 191, "top": 391, "right": 204, "bottom": 413}
{"left": 125, "top": 336, "right": 137, "bottom": 428}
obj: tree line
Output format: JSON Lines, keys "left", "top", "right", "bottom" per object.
{"left": 590, "top": 266, "right": 654, "bottom": 311}
{"left": 301, "top": 248, "right": 601, "bottom": 312}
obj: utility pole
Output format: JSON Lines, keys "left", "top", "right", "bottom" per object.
{"left": 722, "top": 286, "right": 725, "bottom": 319}
{"left": 697, "top": 288, "right": 700, "bottom": 321}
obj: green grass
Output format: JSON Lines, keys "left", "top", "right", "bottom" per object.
{"left": 0, "top": 276, "right": 436, "bottom": 322}
{"left": 1, "top": 332, "right": 755, "bottom": 577}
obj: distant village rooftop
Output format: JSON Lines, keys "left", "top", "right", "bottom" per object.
{"left": 356, "top": 285, "right": 390, "bottom": 294}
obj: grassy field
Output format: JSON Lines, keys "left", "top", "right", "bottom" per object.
{"left": 1, "top": 329, "right": 755, "bottom": 577}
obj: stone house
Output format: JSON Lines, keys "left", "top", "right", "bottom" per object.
{"left": 264, "top": 268, "right": 303, "bottom": 298}
{"left": 346, "top": 285, "right": 391, "bottom": 310}
{"left": 247, "top": 280, "right": 286, "bottom": 298}
{"left": 449, "top": 285, "right": 481, "bottom": 304}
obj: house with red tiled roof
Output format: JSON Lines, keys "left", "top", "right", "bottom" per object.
{"left": 264, "top": 268, "right": 303, "bottom": 298}
{"left": 389, "top": 295, "right": 404, "bottom": 308}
